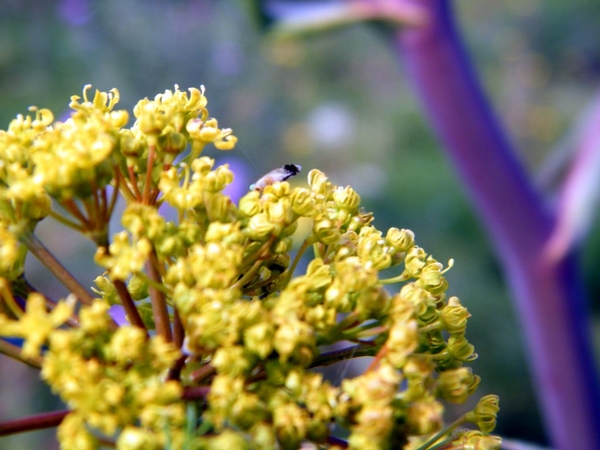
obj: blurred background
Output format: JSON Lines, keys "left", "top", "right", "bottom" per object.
{"left": 1, "top": 0, "right": 600, "bottom": 448}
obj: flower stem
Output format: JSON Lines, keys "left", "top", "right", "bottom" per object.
{"left": 310, "top": 344, "right": 377, "bottom": 368}
{"left": 146, "top": 250, "right": 172, "bottom": 342}
{"left": 47, "top": 210, "right": 85, "bottom": 232}
{"left": 379, "top": 271, "right": 411, "bottom": 285}
{"left": 112, "top": 279, "right": 148, "bottom": 335}
{"left": 415, "top": 415, "right": 467, "bottom": 450}
{"left": 287, "top": 235, "right": 315, "bottom": 278}
{"left": 182, "top": 386, "right": 211, "bottom": 400}
{"left": 232, "top": 259, "right": 263, "bottom": 292}
{"left": 365, "top": 344, "right": 388, "bottom": 372}
{"left": 173, "top": 308, "right": 185, "bottom": 348}
{"left": 114, "top": 167, "right": 135, "bottom": 203}
{"left": 143, "top": 145, "right": 156, "bottom": 204}
{"left": 190, "top": 363, "right": 216, "bottom": 383}
{"left": 0, "top": 409, "right": 69, "bottom": 436}
{"left": 0, "top": 339, "right": 42, "bottom": 369}
{"left": 21, "top": 231, "right": 94, "bottom": 306}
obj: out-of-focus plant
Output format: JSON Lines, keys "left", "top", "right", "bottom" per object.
{"left": 246, "top": 0, "right": 600, "bottom": 449}
{"left": 0, "top": 86, "right": 499, "bottom": 449}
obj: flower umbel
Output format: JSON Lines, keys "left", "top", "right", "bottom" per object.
{"left": 0, "top": 85, "right": 499, "bottom": 449}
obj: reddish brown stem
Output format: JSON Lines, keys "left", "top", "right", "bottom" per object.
{"left": 61, "top": 198, "right": 91, "bottom": 228}
{"left": 21, "top": 232, "right": 94, "bottom": 307}
{"left": 112, "top": 279, "right": 148, "bottom": 335}
{"left": 114, "top": 167, "right": 135, "bottom": 202}
{"left": 0, "top": 340, "right": 42, "bottom": 369}
{"left": 365, "top": 344, "right": 388, "bottom": 373}
{"left": 0, "top": 409, "right": 69, "bottom": 436}
{"left": 190, "top": 363, "right": 216, "bottom": 383}
{"left": 166, "top": 354, "right": 187, "bottom": 382}
{"left": 146, "top": 251, "right": 172, "bottom": 342}
{"left": 173, "top": 308, "right": 185, "bottom": 349}
{"left": 182, "top": 386, "right": 211, "bottom": 401}
{"left": 143, "top": 145, "right": 156, "bottom": 204}
{"left": 127, "top": 165, "right": 142, "bottom": 201}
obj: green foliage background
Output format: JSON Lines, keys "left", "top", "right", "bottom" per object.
{"left": 1, "top": 0, "right": 599, "bottom": 448}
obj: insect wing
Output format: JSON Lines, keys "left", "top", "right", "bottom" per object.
{"left": 250, "top": 164, "right": 302, "bottom": 191}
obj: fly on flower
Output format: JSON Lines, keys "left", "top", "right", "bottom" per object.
{"left": 249, "top": 164, "right": 302, "bottom": 191}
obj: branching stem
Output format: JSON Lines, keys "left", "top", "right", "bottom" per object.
{"left": 21, "top": 231, "right": 94, "bottom": 307}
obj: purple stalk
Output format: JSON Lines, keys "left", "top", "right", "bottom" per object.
{"left": 390, "top": 0, "right": 600, "bottom": 448}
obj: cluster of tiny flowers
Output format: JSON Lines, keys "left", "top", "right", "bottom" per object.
{"left": 0, "top": 86, "right": 500, "bottom": 449}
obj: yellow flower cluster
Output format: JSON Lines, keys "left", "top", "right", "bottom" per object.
{"left": 42, "top": 302, "right": 184, "bottom": 449}
{"left": 0, "top": 86, "right": 499, "bottom": 449}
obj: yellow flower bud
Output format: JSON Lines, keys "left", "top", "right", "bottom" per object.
{"left": 417, "top": 260, "right": 448, "bottom": 295}
{"left": 24, "top": 193, "right": 52, "bottom": 220}
{"left": 313, "top": 218, "right": 340, "bottom": 245}
{"left": 406, "top": 399, "right": 443, "bottom": 435}
{"left": 357, "top": 233, "right": 392, "bottom": 271}
{"left": 399, "top": 283, "right": 437, "bottom": 324}
{"left": 58, "top": 414, "right": 99, "bottom": 450}
{"left": 437, "top": 367, "right": 481, "bottom": 404}
{"left": 137, "top": 102, "right": 168, "bottom": 136}
{"left": 440, "top": 296, "right": 471, "bottom": 335}
{"left": 273, "top": 403, "right": 308, "bottom": 449}
{"left": 206, "top": 193, "right": 232, "bottom": 222}
{"left": 245, "top": 213, "right": 275, "bottom": 240}
{"left": 204, "top": 164, "right": 234, "bottom": 192}
{"left": 117, "top": 426, "right": 160, "bottom": 450}
{"left": 404, "top": 246, "right": 427, "bottom": 277}
{"left": 307, "top": 169, "right": 333, "bottom": 197}
{"left": 452, "top": 430, "right": 502, "bottom": 450}
{"left": 385, "top": 227, "right": 414, "bottom": 252}
{"left": 108, "top": 326, "right": 147, "bottom": 363}
{"left": 214, "top": 129, "right": 237, "bottom": 150}
{"left": 212, "top": 345, "right": 252, "bottom": 377}
{"left": 265, "top": 199, "right": 294, "bottom": 226}
{"left": 466, "top": 395, "right": 500, "bottom": 433}
{"left": 238, "top": 190, "right": 261, "bottom": 217}
{"left": 198, "top": 118, "right": 220, "bottom": 141}
{"left": 160, "top": 131, "right": 187, "bottom": 161}
{"left": 447, "top": 335, "right": 477, "bottom": 362}
{"left": 244, "top": 322, "right": 275, "bottom": 359}
{"left": 290, "top": 187, "right": 319, "bottom": 217}
{"left": 385, "top": 320, "right": 418, "bottom": 367}
{"left": 333, "top": 185, "right": 360, "bottom": 211}
{"left": 273, "top": 320, "right": 315, "bottom": 364}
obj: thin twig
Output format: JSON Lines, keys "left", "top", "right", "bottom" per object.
{"left": 143, "top": 145, "right": 156, "bottom": 204}
{"left": 61, "top": 198, "right": 91, "bottom": 228}
{"left": 0, "top": 339, "right": 42, "bottom": 369}
{"left": 181, "top": 386, "right": 211, "bottom": 401}
{"left": 173, "top": 308, "right": 185, "bottom": 348}
{"left": 21, "top": 231, "right": 94, "bottom": 306}
{"left": 310, "top": 344, "right": 377, "bottom": 369}
{"left": 112, "top": 279, "right": 148, "bottom": 335}
{"left": 146, "top": 250, "right": 172, "bottom": 342}
{"left": 0, "top": 409, "right": 69, "bottom": 436}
